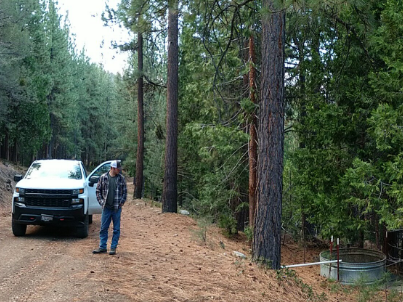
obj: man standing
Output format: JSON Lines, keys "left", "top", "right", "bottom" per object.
{"left": 93, "top": 160, "right": 127, "bottom": 255}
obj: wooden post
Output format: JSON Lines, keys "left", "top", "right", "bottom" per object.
{"left": 337, "top": 238, "right": 340, "bottom": 282}
{"left": 329, "top": 236, "right": 333, "bottom": 277}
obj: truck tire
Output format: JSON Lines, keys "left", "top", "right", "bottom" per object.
{"left": 88, "top": 215, "right": 93, "bottom": 224}
{"left": 12, "top": 221, "right": 27, "bottom": 236}
{"left": 76, "top": 215, "right": 89, "bottom": 238}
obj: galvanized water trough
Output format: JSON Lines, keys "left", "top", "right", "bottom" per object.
{"left": 320, "top": 248, "right": 386, "bottom": 285}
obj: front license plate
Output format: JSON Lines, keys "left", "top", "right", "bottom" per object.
{"left": 41, "top": 214, "right": 53, "bottom": 222}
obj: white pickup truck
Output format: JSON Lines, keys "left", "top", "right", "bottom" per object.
{"left": 12, "top": 159, "right": 116, "bottom": 238}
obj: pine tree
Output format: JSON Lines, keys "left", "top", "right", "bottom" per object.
{"left": 162, "top": 0, "right": 179, "bottom": 213}
{"left": 252, "top": 0, "right": 285, "bottom": 270}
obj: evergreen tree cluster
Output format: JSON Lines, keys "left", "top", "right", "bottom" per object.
{"left": 0, "top": 0, "right": 123, "bottom": 167}
{"left": 3, "top": 0, "right": 403, "bottom": 251}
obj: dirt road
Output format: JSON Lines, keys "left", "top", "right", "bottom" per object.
{"left": 1, "top": 198, "right": 270, "bottom": 302}
{"left": 0, "top": 181, "right": 363, "bottom": 302}
{"left": 0, "top": 206, "right": 134, "bottom": 301}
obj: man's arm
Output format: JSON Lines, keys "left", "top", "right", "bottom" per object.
{"left": 120, "top": 175, "right": 127, "bottom": 205}
{"left": 96, "top": 176, "right": 105, "bottom": 207}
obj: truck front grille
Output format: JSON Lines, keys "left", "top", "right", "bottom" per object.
{"left": 25, "top": 198, "right": 71, "bottom": 207}
{"left": 23, "top": 189, "right": 74, "bottom": 207}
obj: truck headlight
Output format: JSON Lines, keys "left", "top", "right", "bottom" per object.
{"left": 14, "top": 197, "right": 25, "bottom": 207}
{"left": 16, "top": 187, "right": 25, "bottom": 194}
{"left": 14, "top": 196, "right": 25, "bottom": 203}
{"left": 71, "top": 198, "right": 84, "bottom": 204}
{"left": 72, "top": 188, "right": 84, "bottom": 195}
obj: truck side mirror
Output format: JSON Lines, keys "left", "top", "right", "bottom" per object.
{"left": 14, "top": 174, "right": 23, "bottom": 182}
{"left": 89, "top": 176, "right": 100, "bottom": 187}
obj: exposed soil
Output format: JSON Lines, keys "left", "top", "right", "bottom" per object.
{"left": 0, "top": 161, "right": 389, "bottom": 301}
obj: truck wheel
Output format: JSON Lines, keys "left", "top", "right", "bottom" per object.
{"left": 76, "top": 215, "right": 89, "bottom": 238}
{"left": 88, "top": 215, "right": 93, "bottom": 224}
{"left": 12, "top": 221, "right": 27, "bottom": 236}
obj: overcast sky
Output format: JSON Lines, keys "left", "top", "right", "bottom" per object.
{"left": 56, "top": 0, "right": 131, "bottom": 74}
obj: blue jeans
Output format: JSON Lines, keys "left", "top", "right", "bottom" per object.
{"left": 99, "top": 207, "right": 121, "bottom": 250}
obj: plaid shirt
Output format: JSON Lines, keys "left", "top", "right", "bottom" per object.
{"left": 96, "top": 172, "right": 127, "bottom": 208}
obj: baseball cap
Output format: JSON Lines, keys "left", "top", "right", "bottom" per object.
{"left": 110, "top": 160, "right": 121, "bottom": 168}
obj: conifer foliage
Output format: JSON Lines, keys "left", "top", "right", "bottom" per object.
{"left": 3, "top": 0, "right": 403, "bottom": 267}
{"left": 0, "top": 0, "right": 121, "bottom": 166}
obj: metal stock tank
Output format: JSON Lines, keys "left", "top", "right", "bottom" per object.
{"left": 320, "top": 248, "right": 386, "bottom": 285}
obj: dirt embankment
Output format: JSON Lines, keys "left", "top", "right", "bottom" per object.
{"left": 0, "top": 161, "right": 387, "bottom": 301}
{"left": 0, "top": 161, "right": 25, "bottom": 208}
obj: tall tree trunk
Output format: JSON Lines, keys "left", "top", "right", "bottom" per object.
{"left": 162, "top": 0, "right": 179, "bottom": 213}
{"left": 5, "top": 130, "right": 9, "bottom": 161}
{"left": 0, "top": 133, "right": 4, "bottom": 159}
{"left": 252, "top": 0, "right": 285, "bottom": 270}
{"left": 12, "top": 140, "right": 18, "bottom": 163}
{"left": 47, "top": 112, "right": 54, "bottom": 159}
{"left": 295, "top": 36, "right": 308, "bottom": 250}
{"left": 135, "top": 32, "right": 144, "bottom": 199}
{"left": 248, "top": 35, "right": 258, "bottom": 229}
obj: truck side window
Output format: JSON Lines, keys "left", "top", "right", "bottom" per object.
{"left": 92, "top": 164, "right": 111, "bottom": 177}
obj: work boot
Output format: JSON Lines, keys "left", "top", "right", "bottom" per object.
{"left": 109, "top": 248, "right": 116, "bottom": 255}
{"left": 93, "top": 248, "right": 107, "bottom": 254}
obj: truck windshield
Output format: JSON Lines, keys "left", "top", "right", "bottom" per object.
{"left": 25, "top": 161, "right": 83, "bottom": 180}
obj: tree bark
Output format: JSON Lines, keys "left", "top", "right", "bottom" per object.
{"left": 252, "top": 0, "right": 285, "bottom": 270}
{"left": 5, "top": 130, "right": 9, "bottom": 161}
{"left": 162, "top": 0, "right": 179, "bottom": 213}
{"left": 295, "top": 35, "right": 308, "bottom": 252}
{"left": 135, "top": 32, "right": 144, "bottom": 199}
{"left": 248, "top": 35, "right": 258, "bottom": 229}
